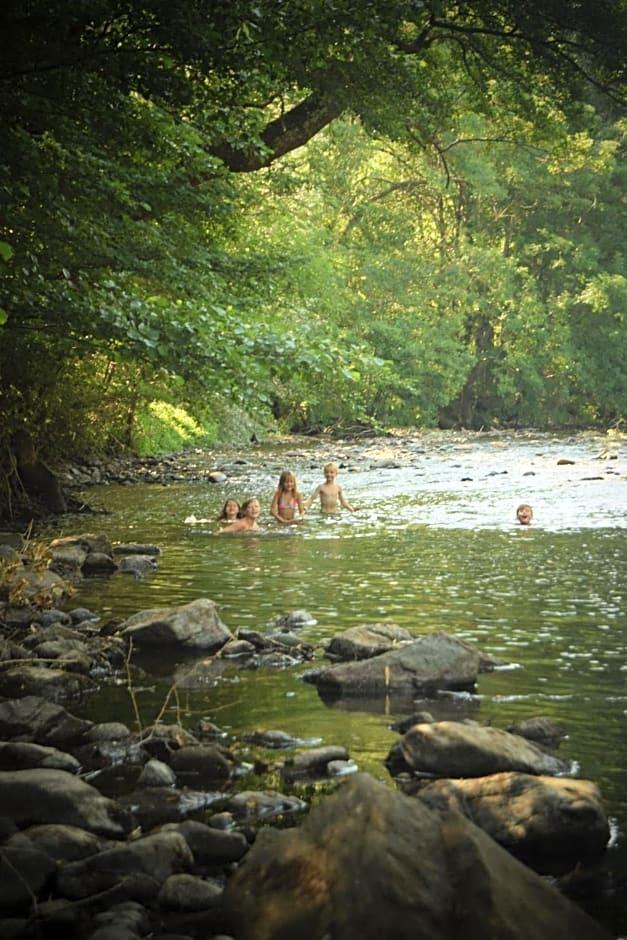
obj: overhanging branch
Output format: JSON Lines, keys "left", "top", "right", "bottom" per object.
{"left": 210, "top": 92, "right": 342, "bottom": 172}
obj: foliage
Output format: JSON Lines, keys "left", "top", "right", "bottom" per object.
{"left": 0, "top": 0, "right": 625, "bottom": 516}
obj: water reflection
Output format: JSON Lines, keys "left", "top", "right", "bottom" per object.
{"left": 45, "top": 431, "right": 627, "bottom": 935}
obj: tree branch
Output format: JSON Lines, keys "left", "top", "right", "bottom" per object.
{"left": 210, "top": 92, "right": 342, "bottom": 172}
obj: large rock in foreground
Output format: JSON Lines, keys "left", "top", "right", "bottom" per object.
{"left": 223, "top": 773, "right": 612, "bottom": 940}
{"left": 302, "top": 632, "right": 483, "bottom": 700}
{"left": 120, "top": 598, "right": 233, "bottom": 651}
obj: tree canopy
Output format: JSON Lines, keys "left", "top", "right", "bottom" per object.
{"left": 0, "top": 0, "right": 626, "bottom": 517}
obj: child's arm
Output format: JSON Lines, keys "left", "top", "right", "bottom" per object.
{"left": 217, "top": 519, "right": 244, "bottom": 534}
{"left": 338, "top": 486, "right": 356, "bottom": 512}
{"left": 303, "top": 485, "right": 320, "bottom": 511}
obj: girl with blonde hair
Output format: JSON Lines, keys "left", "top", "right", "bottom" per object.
{"left": 270, "top": 470, "right": 304, "bottom": 525}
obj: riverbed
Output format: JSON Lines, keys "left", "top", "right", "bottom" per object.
{"left": 46, "top": 428, "right": 627, "bottom": 936}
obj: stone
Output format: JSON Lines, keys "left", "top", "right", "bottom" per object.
{"left": 0, "top": 768, "right": 132, "bottom": 838}
{"left": 222, "top": 772, "right": 613, "bottom": 940}
{"left": 416, "top": 771, "right": 610, "bottom": 868}
{"left": 325, "top": 623, "right": 413, "bottom": 661}
{"left": 120, "top": 599, "right": 233, "bottom": 651}
{"left": 303, "top": 632, "right": 483, "bottom": 700}
{"left": 387, "top": 720, "right": 571, "bottom": 778}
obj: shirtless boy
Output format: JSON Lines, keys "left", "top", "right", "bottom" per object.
{"left": 304, "top": 462, "right": 357, "bottom": 513}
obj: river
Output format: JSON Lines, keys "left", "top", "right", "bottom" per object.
{"left": 46, "top": 428, "right": 627, "bottom": 936}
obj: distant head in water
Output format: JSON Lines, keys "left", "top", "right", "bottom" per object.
{"left": 516, "top": 503, "right": 533, "bottom": 525}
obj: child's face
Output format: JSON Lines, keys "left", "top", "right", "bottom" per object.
{"left": 245, "top": 500, "right": 260, "bottom": 518}
{"left": 225, "top": 500, "right": 239, "bottom": 518}
{"left": 517, "top": 506, "right": 533, "bottom": 525}
{"left": 324, "top": 467, "right": 337, "bottom": 482}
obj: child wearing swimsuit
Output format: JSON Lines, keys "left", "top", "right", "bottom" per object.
{"left": 271, "top": 470, "right": 305, "bottom": 525}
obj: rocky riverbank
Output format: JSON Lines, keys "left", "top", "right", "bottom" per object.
{"left": 0, "top": 525, "right": 622, "bottom": 939}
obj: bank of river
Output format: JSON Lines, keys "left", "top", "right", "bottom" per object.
{"left": 45, "top": 429, "right": 627, "bottom": 935}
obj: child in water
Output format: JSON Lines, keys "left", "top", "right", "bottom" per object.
{"left": 270, "top": 470, "right": 305, "bottom": 525}
{"left": 218, "top": 498, "right": 260, "bottom": 534}
{"left": 516, "top": 503, "right": 533, "bottom": 525}
{"left": 304, "top": 462, "right": 357, "bottom": 513}
{"left": 216, "top": 498, "right": 240, "bottom": 526}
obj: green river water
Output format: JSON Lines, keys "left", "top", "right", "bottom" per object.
{"left": 44, "top": 429, "right": 627, "bottom": 936}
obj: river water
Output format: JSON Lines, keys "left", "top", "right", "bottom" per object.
{"left": 48, "top": 429, "right": 627, "bottom": 935}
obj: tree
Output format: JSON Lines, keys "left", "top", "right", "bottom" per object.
{"left": 0, "top": 0, "right": 625, "bottom": 516}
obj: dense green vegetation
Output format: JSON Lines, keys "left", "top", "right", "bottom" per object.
{"left": 1, "top": 1, "right": 626, "bottom": 517}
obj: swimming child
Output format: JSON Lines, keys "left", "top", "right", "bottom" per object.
{"left": 270, "top": 470, "right": 304, "bottom": 525}
{"left": 304, "top": 462, "right": 357, "bottom": 513}
{"left": 216, "top": 498, "right": 240, "bottom": 526}
{"left": 218, "top": 498, "right": 260, "bottom": 534}
{"left": 516, "top": 503, "right": 533, "bottom": 525}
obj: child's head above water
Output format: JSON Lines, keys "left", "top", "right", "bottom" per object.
{"left": 218, "top": 498, "right": 240, "bottom": 520}
{"left": 516, "top": 503, "right": 533, "bottom": 525}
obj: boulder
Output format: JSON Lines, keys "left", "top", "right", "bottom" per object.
{"left": 302, "top": 632, "right": 482, "bottom": 700}
{"left": 168, "top": 744, "right": 235, "bottom": 784}
{"left": 325, "top": 623, "right": 413, "bottom": 661}
{"left": 48, "top": 534, "right": 115, "bottom": 580}
{"left": 0, "top": 665, "right": 97, "bottom": 703}
{"left": 226, "top": 789, "right": 307, "bottom": 821}
{"left": 386, "top": 720, "right": 571, "bottom": 778}
{"left": 116, "top": 555, "right": 158, "bottom": 579}
{"left": 0, "top": 768, "right": 132, "bottom": 838}
{"left": 54, "top": 830, "right": 193, "bottom": 900}
{"left": 0, "top": 741, "right": 80, "bottom": 773}
{"left": 269, "top": 610, "right": 317, "bottom": 630}
{"left": 222, "top": 772, "right": 613, "bottom": 940}
{"left": 416, "top": 772, "right": 610, "bottom": 868}
{"left": 120, "top": 598, "right": 233, "bottom": 651}
{"left": 506, "top": 716, "right": 566, "bottom": 749}
{"left": 11, "top": 823, "right": 106, "bottom": 863}
{"left": 0, "top": 695, "right": 92, "bottom": 745}
{"left": 164, "top": 819, "right": 248, "bottom": 866}
{"left": 118, "top": 786, "right": 228, "bottom": 831}
{"left": 157, "top": 872, "right": 223, "bottom": 911}
{"left": 81, "top": 552, "right": 117, "bottom": 576}
{"left": 137, "top": 758, "right": 177, "bottom": 788}
{"left": 281, "top": 745, "right": 350, "bottom": 784}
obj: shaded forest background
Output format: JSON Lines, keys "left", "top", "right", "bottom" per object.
{"left": 1, "top": 1, "right": 626, "bottom": 518}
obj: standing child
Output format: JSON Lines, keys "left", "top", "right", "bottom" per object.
{"left": 304, "top": 462, "right": 357, "bottom": 513}
{"left": 270, "top": 470, "right": 304, "bottom": 525}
